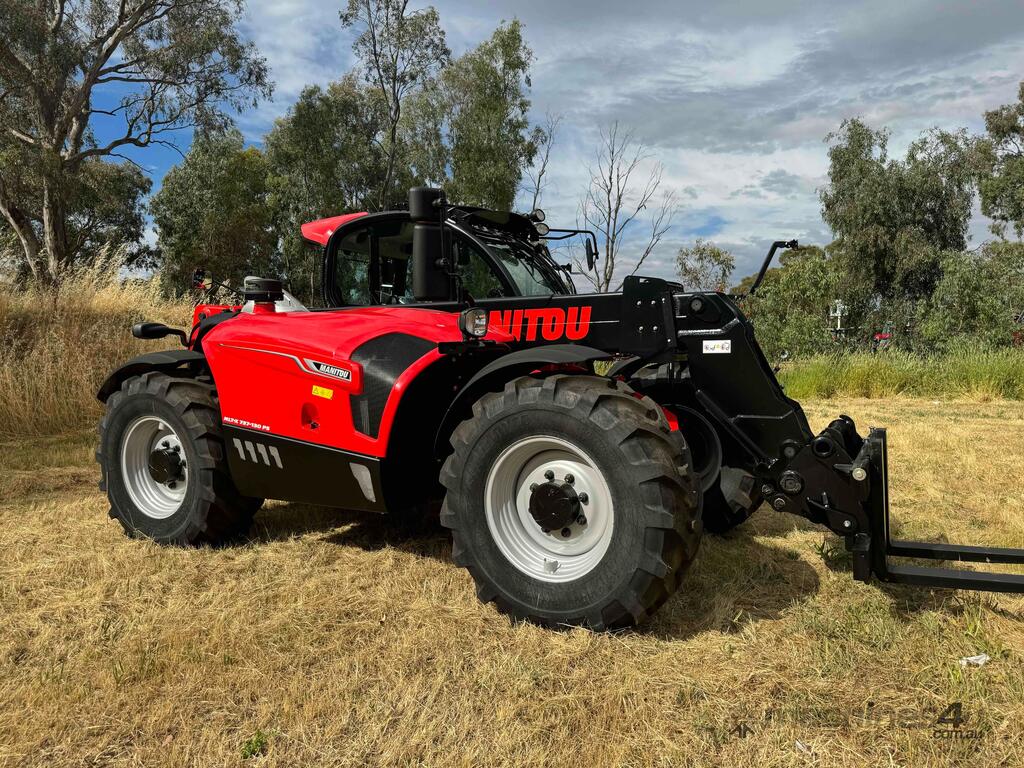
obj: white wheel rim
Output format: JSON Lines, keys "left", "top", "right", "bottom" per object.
{"left": 484, "top": 435, "right": 614, "bottom": 583}
{"left": 120, "top": 416, "right": 187, "bottom": 519}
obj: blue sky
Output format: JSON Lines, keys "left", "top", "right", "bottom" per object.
{"left": 94, "top": 0, "right": 1024, "bottom": 281}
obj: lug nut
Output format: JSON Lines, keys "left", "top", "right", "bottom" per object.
{"left": 564, "top": 473, "right": 574, "bottom": 484}
{"left": 560, "top": 528, "right": 572, "bottom": 538}
{"left": 761, "top": 483, "right": 774, "bottom": 497}
{"left": 544, "top": 469, "right": 554, "bottom": 481}
{"left": 578, "top": 492, "right": 589, "bottom": 504}
{"left": 771, "top": 496, "right": 787, "bottom": 511}
{"left": 530, "top": 483, "right": 538, "bottom": 492}
{"left": 577, "top": 514, "right": 587, "bottom": 525}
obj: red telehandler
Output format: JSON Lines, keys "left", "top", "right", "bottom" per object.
{"left": 96, "top": 188, "right": 1024, "bottom": 629}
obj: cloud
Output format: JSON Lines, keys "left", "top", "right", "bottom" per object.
{"left": 171, "top": 0, "right": 1024, "bottom": 285}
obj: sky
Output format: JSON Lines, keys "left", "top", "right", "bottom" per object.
{"left": 117, "top": 0, "right": 1024, "bottom": 282}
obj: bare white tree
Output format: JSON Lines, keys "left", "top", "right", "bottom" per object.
{"left": 524, "top": 112, "right": 562, "bottom": 211}
{"left": 574, "top": 122, "right": 678, "bottom": 292}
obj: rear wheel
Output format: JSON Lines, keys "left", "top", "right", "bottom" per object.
{"left": 440, "top": 375, "right": 701, "bottom": 630}
{"left": 97, "top": 373, "right": 262, "bottom": 545}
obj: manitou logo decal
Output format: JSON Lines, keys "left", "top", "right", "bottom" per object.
{"left": 488, "top": 306, "right": 592, "bottom": 342}
{"left": 305, "top": 359, "right": 353, "bottom": 382}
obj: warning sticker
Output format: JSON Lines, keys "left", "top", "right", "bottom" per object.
{"left": 311, "top": 385, "right": 334, "bottom": 400}
{"left": 702, "top": 340, "right": 732, "bottom": 354}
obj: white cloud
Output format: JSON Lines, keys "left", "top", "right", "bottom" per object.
{"left": 228, "top": 0, "right": 1024, "bottom": 285}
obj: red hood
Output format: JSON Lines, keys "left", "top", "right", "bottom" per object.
{"left": 300, "top": 212, "right": 368, "bottom": 245}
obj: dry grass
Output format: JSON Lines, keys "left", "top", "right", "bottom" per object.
{"left": 0, "top": 255, "right": 190, "bottom": 439}
{"left": 2, "top": 398, "right": 1024, "bottom": 767}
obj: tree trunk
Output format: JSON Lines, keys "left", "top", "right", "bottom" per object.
{"left": 41, "top": 177, "right": 70, "bottom": 284}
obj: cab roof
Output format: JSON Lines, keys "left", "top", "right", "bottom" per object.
{"left": 300, "top": 212, "right": 368, "bottom": 245}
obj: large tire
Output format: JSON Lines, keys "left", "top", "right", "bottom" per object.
{"left": 699, "top": 472, "right": 762, "bottom": 534}
{"left": 440, "top": 375, "right": 702, "bottom": 630}
{"left": 97, "top": 372, "right": 262, "bottom": 545}
{"left": 626, "top": 366, "right": 760, "bottom": 535}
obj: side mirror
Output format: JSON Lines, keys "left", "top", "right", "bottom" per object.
{"left": 585, "top": 238, "right": 598, "bottom": 271}
{"left": 132, "top": 322, "right": 188, "bottom": 346}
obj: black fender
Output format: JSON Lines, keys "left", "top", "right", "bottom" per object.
{"left": 97, "top": 350, "right": 208, "bottom": 402}
{"left": 433, "top": 344, "right": 612, "bottom": 457}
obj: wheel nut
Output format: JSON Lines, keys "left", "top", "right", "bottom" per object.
{"left": 560, "top": 528, "right": 572, "bottom": 538}
{"left": 577, "top": 514, "right": 587, "bottom": 525}
{"left": 761, "top": 484, "right": 774, "bottom": 497}
{"left": 578, "top": 492, "right": 589, "bottom": 504}
{"left": 564, "top": 473, "right": 574, "bottom": 484}
{"left": 530, "top": 483, "right": 538, "bottom": 492}
{"left": 771, "top": 496, "right": 787, "bottom": 511}
{"left": 544, "top": 469, "right": 554, "bottom": 481}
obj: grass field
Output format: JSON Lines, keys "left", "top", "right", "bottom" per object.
{"left": 2, "top": 398, "right": 1024, "bottom": 767}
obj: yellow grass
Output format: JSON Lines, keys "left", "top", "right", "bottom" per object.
{"left": 0, "top": 257, "right": 191, "bottom": 439}
{"left": 2, "top": 398, "right": 1024, "bottom": 767}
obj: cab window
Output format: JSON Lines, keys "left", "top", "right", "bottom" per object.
{"left": 455, "top": 237, "right": 507, "bottom": 298}
{"left": 334, "top": 219, "right": 415, "bottom": 305}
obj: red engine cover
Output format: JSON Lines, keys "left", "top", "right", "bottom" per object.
{"left": 202, "top": 306, "right": 510, "bottom": 458}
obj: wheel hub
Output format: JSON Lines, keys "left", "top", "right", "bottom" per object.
{"left": 484, "top": 435, "right": 614, "bottom": 583}
{"left": 148, "top": 447, "right": 183, "bottom": 484}
{"left": 528, "top": 480, "right": 581, "bottom": 530}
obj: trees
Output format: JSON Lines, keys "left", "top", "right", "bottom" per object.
{"left": 0, "top": 0, "right": 270, "bottom": 284}
{"left": 524, "top": 113, "right": 562, "bottom": 212}
{"left": 740, "top": 246, "right": 843, "bottom": 360}
{"left": 676, "top": 239, "right": 734, "bottom": 292}
{"left": 918, "top": 242, "right": 1024, "bottom": 351}
{"left": 402, "top": 20, "right": 541, "bottom": 211}
{"left": 820, "top": 119, "right": 973, "bottom": 306}
{"left": 577, "top": 122, "right": 677, "bottom": 292}
{"left": 265, "top": 76, "right": 388, "bottom": 299}
{"left": 150, "top": 130, "right": 276, "bottom": 293}
{"left": 976, "top": 81, "right": 1024, "bottom": 238}
{"left": 340, "top": 0, "right": 449, "bottom": 209}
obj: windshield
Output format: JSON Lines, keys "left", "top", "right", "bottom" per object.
{"left": 472, "top": 230, "right": 573, "bottom": 296}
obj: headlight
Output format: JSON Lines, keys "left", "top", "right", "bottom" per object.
{"left": 534, "top": 222, "right": 550, "bottom": 236}
{"left": 459, "top": 307, "right": 488, "bottom": 338}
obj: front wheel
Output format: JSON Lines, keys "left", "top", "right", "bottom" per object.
{"left": 97, "top": 372, "right": 262, "bottom": 545}
{"left": 440, "top": 375, "right": 701, "bottom": 630}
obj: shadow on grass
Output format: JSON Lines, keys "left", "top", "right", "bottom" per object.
{"left": 248, "top": 501, "right": 824, "bottom": 640}
{"left": 815, "top": 531, "right": 981, "bottom": 616}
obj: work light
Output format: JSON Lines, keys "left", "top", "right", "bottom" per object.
{"left": 459, "top": 307, "right": 488, "bottom": 338}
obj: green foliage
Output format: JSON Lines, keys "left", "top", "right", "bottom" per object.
{"left": 417, "top": 20, "right": 540, "bottom": 210}
{"left": 740, "top": 246, "right": 844, "bottom": 360}
{"left": 977, "top": 82, "right": 1024, "bottom": 237}
{"left": 240, "top": 729, "right": 270, "bottom": 759}
{"left": 819, "top": 118, "right": 973, "bottom": 329}
{"left": 0, "top": 0, "right": 270, "bottom": 282}
{"left": 917, "top": 242, "right": 1024, "bottom": 351}
{"left": 676, "top": 238, "right": 734, "bottom": 291}
{"left": 151, "top": 130, "right": 276, "bottom": 294}
{"left": 779, "top": 348, "right": 1024, "bottom": 401}
{"left": 341, "top": 0, "right": 450, "bottom": 209}
{"left": 264, "top": 76, "right": 389, "bottom": 301}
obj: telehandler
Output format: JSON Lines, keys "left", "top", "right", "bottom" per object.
{"left": 97, "top": 187, "right": 1024, "bottom": 629}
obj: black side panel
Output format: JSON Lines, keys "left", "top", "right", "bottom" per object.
{"left": 350, "top": 333, "right": 436, "bottom": 437}
{"left": 97, "top": 350, "right": 207, "bottom": 402}
{"left": 223, "top": 425, "right": 385, "bottom": 512}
